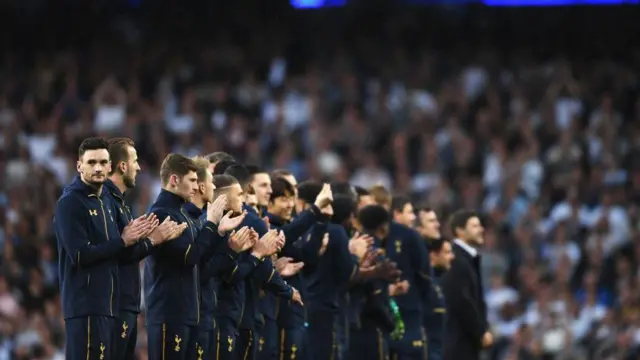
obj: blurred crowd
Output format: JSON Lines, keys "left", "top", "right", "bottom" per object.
{"left": 1, "top": 2, "right": 640, "bottom": 360}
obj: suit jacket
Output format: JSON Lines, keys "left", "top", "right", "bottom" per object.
{"left": 440, "top": 242, "right": 488, "bottom": 360}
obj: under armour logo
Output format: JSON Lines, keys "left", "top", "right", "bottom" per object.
{"left": 89, "top": 209, "right": 98, "bottom": 216}
{"left": 227, "top": 336, "right": 233, "bottom": 352}
{"left": 99, "top": 343, "right": 105, "bottom": 359}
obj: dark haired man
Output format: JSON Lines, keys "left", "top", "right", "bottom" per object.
{"left": 425, "top": 238, "right": 454, "bottom": 360}
{"left": 106, "top": 137, "right": 185, "bottom": 359}
{"left": 55, "top": 137, "right": 151, "bottom": 360}
{"left": 349, "top": 204, "right": 398, "bottom": 360}
{"left": 387, "top": 195, "right": 431, "bottom": 360}
{"left": 441, "top": 210, "right": 491, "bottom": 360}
{"left": 144, "top": 154, "right": 245, "bottom": 360}
{"left": 186, "top": 157, "right": 256, "bottom": 360}
{"left": 225, "top": 164, "right": 259, "bottom": 212}
{"left": 264, "top": 178, "right": 333, "bottom": 360}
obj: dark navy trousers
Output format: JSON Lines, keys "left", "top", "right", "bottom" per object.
{"left": 147, "top": 323, "right": 197, "bottom": 360}
{"left": 65, "top": 316, "right": 117, "bottom": 360}
{"left": 115, "top": 311, "right": 139, "bottom": 360}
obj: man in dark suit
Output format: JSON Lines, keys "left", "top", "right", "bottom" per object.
{"left": 440, "top": 210, "right": 493, "bottom": 360}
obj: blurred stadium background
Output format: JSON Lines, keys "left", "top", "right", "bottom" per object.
{"left": 0, "top": 0, "right": 639, "bottom": 359}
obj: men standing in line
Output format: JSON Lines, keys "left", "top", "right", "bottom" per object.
{"left": 55, "top": 137, "right": 152, "bottom": 360}
{"left": 425, "top": 238, "right": 454, "bottom": 360}
{"left": 144, "top": 154, "right": 246, "bottom": 360}
{"left": 106, "top": 137, "right": 185, "bottom": 359}
{"left": 441, "top": 210, "right": 493, "bottom": 360}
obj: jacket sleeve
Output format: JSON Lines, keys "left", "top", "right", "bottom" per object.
{"left": 223, "top": 253, "right": 263, "bottom": 284}
{"left": 280, "top": 205, "right": 322, "bottom": 247}
{"left": 153, "top": 210, "right": 220, "bottom": 268}
{"left": 200, "top": 249, "right": 239, "bottom": 284}
{"left": 408, "top": 230, "right": 432, "bottom": 298}
{"left": 55, "top": 196, "right": 125, "bottom": 267}
{"left": 256, "top": 257, "right": 293, "bottom": 299}
{"left": 333, "top": 227, "right": 359, "bottom": 286}
{"left": 118, "top": 238, "right": 155, "bottom": 264}
{"left": 440, "top": 260, "right": 487, "bottom": 344}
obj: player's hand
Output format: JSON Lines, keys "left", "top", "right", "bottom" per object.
{"left": 389, "top": 280, "right": 410, "bottom": 296}
{"left": 349, "top": 232, "right": 371, "bottom": 259}
{"left": 228, "top": 226, "right": 255, "bottom": 253}
{"left": 252, "top": 230, "right": 280, "bottom": 258}
{"left": 219, "top": 210, "right": 247, "bottom": 235}
{"left": 122, "top": 216, "right": 151, "bottom": 246}
{"left": 291, "top": 287, "right": 303, "bottom": 305}
{"left": 140, "top": 213, "right": 160, "bottom": 238}
{"left": 206, "top": 195, "right": 228, "bottom": 224}
{"left": 318, "top": 233, "right": 329, "bottom": 256}
{"left": 481, "top": 332, "right": 494, "bottom": 348}
{"left": 314, "top": 183, "right": 333, "bottom": 209}
{"left": 320, "top": 204, "right": 334, "bottom": 217}
{"left": 275, "top": 257, "right": 304, "bottom": 277}
{"left": 148, "top": 217, "right": 184, "bottom": 244}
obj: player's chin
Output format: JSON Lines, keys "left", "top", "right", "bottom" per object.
{"left": 475, "top": 237, "right": 484, "bottom": 245}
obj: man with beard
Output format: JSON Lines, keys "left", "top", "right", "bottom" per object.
{"left": 441, "top": 210, "right": 493, "bottom": 360}
{"left": 144, "top": 154, "right": 246, "bottom": 360}
{"left": 426, "top": 238, "right": 455, "bottom": 360}
{"left": 184, "top": 157, "right": 256, "bottom": 360}
{"left": 106, "top": 137, "right": 187, "bottom": 359}
{"left": 54, "top": 137, "right": 151, "bottom": 360}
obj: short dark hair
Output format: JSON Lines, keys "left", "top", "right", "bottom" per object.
{"left": 213, "top": 174, "right": 239, "bottom": 189}
{"left": 224, "top": 164, "right": 252, "bottom": 189}
{"left": 358, "top": 205, "right": 390, "bottom": 233}
{"left": 271, "top": 169, "right": 293, "bottom": 179}
{"left": 298, "top": 181, "right": 323, "bottom": 205}
{"left": 391, "top": 195, "right": 411, "bottom": 214}
{"left": 331, "top": 194, "right": 357, "bottom": 225}
{"left": 271, "top": 177, "right": 296, "bottom": 201}
{"left": 159, "top": 153, "right": 197, "bottom": 186}
{"left": 332, "top": 182, "right": 357, "bottom": 204}
{"left": 206, "top": 151, "right": 234, "bottom": 164}
{"left": 107, "top": 137, "right": 135, "bottom": 175}
{"left": 78, "top": 137, "right": 109, "bottom": 158}
{"left": 449, "top": 209, "right": 479, "bottom": 236}
{"left": 416, "top": 205, "right": 434, "bottom": 214}
{"left": 354, "top": 186, "right": 370, "bottom": 197}
{"left": 245, "top": 165, "right": 263, "bottom": 176}
{"left": 427, "top": 238, "right": 450, "bottom": 253}
{"left": 213, "top": 159, "right": 236, "bottom": 175}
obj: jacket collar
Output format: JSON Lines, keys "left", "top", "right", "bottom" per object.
{"left": 183, "top": 202, "right": 204, "bottom": 218}
{"left": 66, "top": 176, "right": 105, "bottom": 197}
{"left": 104, "top": 178, "right": 125, "bottom": 201}
{"left": 155, "top": 189, "right": 188, "bottom": 208}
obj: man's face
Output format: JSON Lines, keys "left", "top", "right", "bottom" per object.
{"left": 358, "top": 195, "right": 375, "bottom": 210}
{"left": 461, "top": 216, "right": 484, "bottom": 245}
{"left": 122, "top": 146, "right": 141, "bottom": 188}
{"left": 418, "top": 210, "right": 441, "bottom": 239}
{"left": 431, "top": 241, "right": 455, "bottom": 270}
{"left": 77, "top": 149, "right": 111, "bottom": 186}
{"left": 173, "top": 171, "right": 198, "bottom": 201}
{"left": 272, "top": 194, "right": 295, "bottom": 221}
{"left": 227, "top": 183, "right": 245, "bottom": 213}
{"left": 251, "top": 173, "right": 272, "bottom": 207}
{"left": 394, "top": 203, "right": 416, "bottom": 227}
{"left": 199, "top": 171, "right": 215, "bottom": 203}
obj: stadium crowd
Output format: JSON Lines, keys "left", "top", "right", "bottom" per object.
{"left": 1, "top": 3, "right": 640, "bottom": 360}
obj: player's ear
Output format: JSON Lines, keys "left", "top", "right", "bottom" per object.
{"left": 198, "top": 182, "right": 205, "bottom": 194}
{"left": 76, "top": 161, "right": 82, "bottom": 173}
{"left": 170, "top": 174, "right": 179, "bottom": 187}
